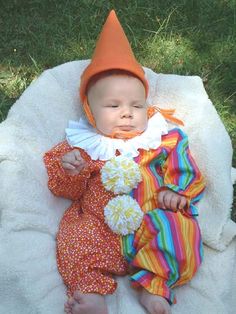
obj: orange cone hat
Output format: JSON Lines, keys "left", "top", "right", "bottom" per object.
{"left": 79, "top": 10, "right": 149, "bottom": 103}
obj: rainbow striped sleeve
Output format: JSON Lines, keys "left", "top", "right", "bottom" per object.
{"left": 161, "top": 129, "right": 206, "bottom": 214}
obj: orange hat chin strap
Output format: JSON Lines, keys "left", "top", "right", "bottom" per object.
{"left": 147, "top": 106, "right": 184, "bottom": 126}
{"left": 83, "top": 97, "right": 96, "bottom": 128}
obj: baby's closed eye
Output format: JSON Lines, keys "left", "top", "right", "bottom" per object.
{"left": 104, "top": 104, "right": 119, "bottom": 108}
{"left": 133, "top": 104, "right": 145, "bottom": 108}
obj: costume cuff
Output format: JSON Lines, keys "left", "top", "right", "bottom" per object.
{"left": 130, "top": 270, "right": 176, "bottom": 304}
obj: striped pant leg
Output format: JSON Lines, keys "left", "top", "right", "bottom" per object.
{"left": 123, "top": 209, "right": 203, "bottom": 304}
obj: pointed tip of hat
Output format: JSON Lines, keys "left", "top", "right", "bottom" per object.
{"left": 109, "top": 9, "right": 117, "bottom": 16}
{"left": 105, "top": 9, "right": 119, "bottom": 25}
{"left": 80, "top": 9, "right": 149, "bottom": 101}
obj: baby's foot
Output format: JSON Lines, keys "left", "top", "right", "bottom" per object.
{"left": 139, "top": 289, "right": 171, "bottom": 314}
{"left": 65, "top": 297, "right": 74, "bottom": 314}
{"left": 64, "top": 291, "right": 108, "bottom": 314}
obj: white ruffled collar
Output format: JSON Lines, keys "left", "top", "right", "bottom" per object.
{"left": 65, "top": 113, "right": 168, "bottom": 161}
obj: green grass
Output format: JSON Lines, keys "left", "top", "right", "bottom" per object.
{"left": 0, "top": 0, "right": 235, "bottom": 218}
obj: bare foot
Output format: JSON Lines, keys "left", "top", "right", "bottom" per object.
{"left": 65, "top": 297, "right": 74, "bottom": 314}
{"left": 64, "top": 291, "right": 108, "bottom": 314}
{"left": 139, "top": 289, "right": 171, "bottom": 314}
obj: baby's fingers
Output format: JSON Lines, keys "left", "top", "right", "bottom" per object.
{"left": 178, "top": 196, "right": 188, "bottom": 210}
{"left": 74, "top": 150, "right": 83, "bottom": 161}
{"left": 170, "top": 195, "right": 179, "bottom": 212}
{"left": 62, "top": 162, "right": 82, "bottom": 175}
{"left": 163, "top": 192, "right": 173, "bottom": 210}
{"left": 158, "top": 190, "right": 174, "bottom": 210}
{"left": 76, "top": 161, "right": 87, "bottom": 172}
{"left": 157, "top": 191, "right": 166, "bottom": 209}
{"left": 62, "top": 162, "right": 76, "bottom": 170}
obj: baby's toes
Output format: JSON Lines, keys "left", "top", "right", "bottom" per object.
{"left": 64, "top": 297, "right": 74, "bottom": 313}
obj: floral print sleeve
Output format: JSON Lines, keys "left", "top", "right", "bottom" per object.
{"left": 44, "top": 141, "right": 91, "bottom": 200}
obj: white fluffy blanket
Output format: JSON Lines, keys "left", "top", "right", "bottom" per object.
{"left": 0, "top": 60, "right": 235, "bottom": 314}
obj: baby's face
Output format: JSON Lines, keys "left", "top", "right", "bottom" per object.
{"left": 87, "top": 75, "right": 147, "bottom": 138}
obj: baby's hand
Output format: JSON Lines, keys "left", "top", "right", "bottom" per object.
{"left": 157, "top": 189, "right": 188, "bottom": 212}
{"left": 61, "top": 149, "right": 87, "bottom": 175}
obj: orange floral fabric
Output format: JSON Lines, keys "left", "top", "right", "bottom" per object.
{"left": 44, "top": 141, "right": 128, "bottom": 296}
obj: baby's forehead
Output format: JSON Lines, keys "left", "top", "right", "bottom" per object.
{"left": 86, "top": 70, "right": 144, "bottom": 94}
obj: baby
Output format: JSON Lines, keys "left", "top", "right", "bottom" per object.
{"left": 44, "top": 10, "right": 205, "bottom": 314}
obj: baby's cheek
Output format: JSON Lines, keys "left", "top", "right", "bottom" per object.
{"left": 96, "top": 120, "right": 114, "bottom": 136}
{"left": 140, "top": 119, "right": 148, "bottom": 131}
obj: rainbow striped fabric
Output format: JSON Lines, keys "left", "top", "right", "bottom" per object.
{"left": 122, "top": 128, "right": 205, "bottom": 304}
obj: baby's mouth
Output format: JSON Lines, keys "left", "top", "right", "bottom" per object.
{"left": 117, "top": 125, "right": 134, "bottom": 131}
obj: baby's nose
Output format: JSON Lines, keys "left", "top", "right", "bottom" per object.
{"left": 121, "top": 106, "right": 133, "bottom": 118}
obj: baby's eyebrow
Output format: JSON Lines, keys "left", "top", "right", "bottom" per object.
{"left": 131, "top": 100, "right": 147, "bottom": 106}
{"left": 131, "top": 100, "right": 141, "bottom": 104}
{"left": 102, "top": 98, "right": 146, "bottom": 105}
{"left": 103, "top": 98, "right": 120, "bottom": 102}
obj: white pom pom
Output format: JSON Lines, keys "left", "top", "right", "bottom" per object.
{"left": 104, "top": 195, "right": 143, "bottom": 235}
{"left": 101, "top": 155, "right": 142, "bottom": 194}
